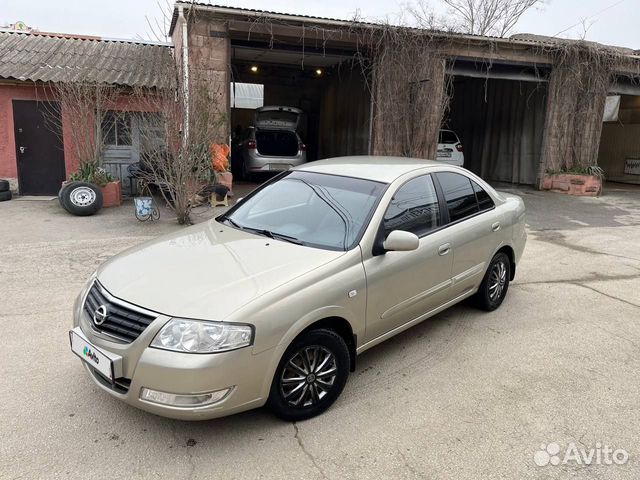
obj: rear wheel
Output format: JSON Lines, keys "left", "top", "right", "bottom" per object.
{"left": 0, "top": 190, "right": 12, "bottom": 202}
{"left": 473, "top": 252, "right": 510, "bottom": 311}
{"left": 267, "top": 329, "right": 350, "bottom": 421}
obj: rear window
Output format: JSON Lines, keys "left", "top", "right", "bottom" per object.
{"left": 255, "top": 130, "right": 299, "bottom": 157}
{"left": 439, "top": 130, "right": 459, "bottom": 144}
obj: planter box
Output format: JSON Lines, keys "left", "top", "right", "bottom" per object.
{"left": 541, "top": 174, "right": 602, "bottom": 196}
{"left": 216, "top": 171, "right": 233, "bottom": 194}
{"left": 101, "top": 180, "right": 122, "bottom": 207}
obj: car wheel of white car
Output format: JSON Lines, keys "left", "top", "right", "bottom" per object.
{"left": 267, "top": 328, "right": 350, "bottom": 421}
{"left": 474, "top": 252, "right": 511, "bottom": 311}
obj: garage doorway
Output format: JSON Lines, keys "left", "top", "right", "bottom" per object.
{"left": 229, "top": 41, "right": 371, "bottom": 179}
{"left": 598, "top": 93, "right": 640, "bottom": 184}
{"left": 444, "top": 62, "right": 549, "bottom": 185}
{"left": 13, "top": 100, "right": 65, "bottom": 195}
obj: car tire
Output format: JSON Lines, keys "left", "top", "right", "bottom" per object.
{"left": 473, "top": 252, "right": 511, "bottom": 311}
{"left": 267, "top": 328, "right": 350, "bottom": 421}
{"left": 62, "top": 182, "right": 103, "bottom": 216}
{"left": 0, "top": 190, "right": 12, "bottom": 201}
{"left": 58, "top": 182, "right": 75, "bottom": 210}
{"left": 0, "top": 179, "right": 9, "bottom": 192}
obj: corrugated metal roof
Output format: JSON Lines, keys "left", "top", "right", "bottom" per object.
{"left": 170, "top": 3, "right": 639, "bottom": 55}
{"left": 0, "top": 31, "right": 175, "bottom": 88}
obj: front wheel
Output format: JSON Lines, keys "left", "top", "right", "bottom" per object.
{"left": 473, "top": 252, "right": 511, "bottom": 311}
{"left": 267, "top": 329, "right": 350, "bottom": 421}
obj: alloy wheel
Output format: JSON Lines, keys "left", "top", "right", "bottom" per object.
{"left": 280, "top": 345, "right": 337, "bottom": 407}
{"left": 488, "top": 259, "right": 507, "bottom": 301}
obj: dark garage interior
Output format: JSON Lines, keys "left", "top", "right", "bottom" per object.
{"left": 444, "top": 62, "right": 550, "bottom": 185}
{"left": 229, "top": 41, "right": 371, "bottom": 176}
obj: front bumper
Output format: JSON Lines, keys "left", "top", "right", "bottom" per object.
{"left": 72, "top": 292, "right": 275, "bottom": 420}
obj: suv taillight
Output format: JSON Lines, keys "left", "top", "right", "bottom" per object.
{"left": 299, "top": 143, "right": 307, "bottom": 151}
{"left": 247, "top": 140, "right": 256, "bottom": 150}
{"left": 456, "top": 143, "right": 463, "bottom": 152}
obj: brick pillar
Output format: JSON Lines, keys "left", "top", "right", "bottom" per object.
{"left": 186, "top": 17, "right": 231, "bottom": 143}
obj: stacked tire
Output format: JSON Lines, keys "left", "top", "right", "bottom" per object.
{"left": 59, "top": 181, "right": 103, "bottom": 216}
{"left": 0, "top": 179, "right": 11, "bottom": 202}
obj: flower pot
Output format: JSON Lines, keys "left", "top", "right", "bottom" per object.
{"left": 101, "top": 180, "right": 122, "bottom": 207}
{"left": 216, "top": 171, "right": 233, "bottom": 194}
{"left": 541, "top": 174, "right": 602, "bottom": 196}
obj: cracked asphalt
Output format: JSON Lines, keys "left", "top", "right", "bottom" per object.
{"left": 1, "top": 182, "right": 639, "bottom": 479}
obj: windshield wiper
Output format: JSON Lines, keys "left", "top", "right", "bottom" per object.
{"left": 242, "top": 227, "right": 305, "bottom": 245}
{"left": 221, "top": 216, "right": 243, "bottom": 229}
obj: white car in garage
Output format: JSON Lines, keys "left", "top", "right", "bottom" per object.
{"left": 437, "top": 130, "right": 464, "bottom": 167}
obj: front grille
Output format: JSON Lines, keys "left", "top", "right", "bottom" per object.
{"left": 84, "top": 282, "right": 157, "bottom": 343}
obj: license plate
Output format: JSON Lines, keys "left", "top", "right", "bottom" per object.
{"left": 269, "top": 164, "right": 289, "bottom": 171}
{"left": 437, "top": 151, "right": 452, "bottom": 158}
{"left": 69, "top": 328, "right": 115, "bottom": 381}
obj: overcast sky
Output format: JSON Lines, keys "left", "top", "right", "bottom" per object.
{"left": 2, "top": 0, "right": 638, "bottom": 48}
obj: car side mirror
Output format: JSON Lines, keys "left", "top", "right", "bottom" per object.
{"left": 382, "top": 230, "right": 419, "bottom": 252}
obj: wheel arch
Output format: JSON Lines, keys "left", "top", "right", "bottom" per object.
{"left": 300, "top": 317, "right": 357, "bottom": 372}
{"left": 496, "top": 244, "right": 516, "bottom": 280}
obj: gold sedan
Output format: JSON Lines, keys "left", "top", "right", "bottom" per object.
{"left": 70, "top": 156, "right": 526, "bottom": 421}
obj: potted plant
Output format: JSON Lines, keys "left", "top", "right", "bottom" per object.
{"left": 541, "top": 165, "right": 604, "bottom": 197}
{"left": 211, "top": 143, "right": 233, "bottom": 193}
{"left": 67, "top": 161, "right": 122, "bottom": 207}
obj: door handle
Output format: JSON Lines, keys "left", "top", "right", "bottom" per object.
{"left": 491, "top": 222, "right": 501, "bottom": 232}
{"left": 438, "top": 243, "right": 451, "bottom": 256}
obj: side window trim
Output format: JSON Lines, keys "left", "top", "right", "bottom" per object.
{"left": 431, "top": 173, "right": 450, "bottom": 225}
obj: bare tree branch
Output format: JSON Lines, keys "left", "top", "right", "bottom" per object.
{"left": 410, "top": 0, "right": 545, "bottom": 37}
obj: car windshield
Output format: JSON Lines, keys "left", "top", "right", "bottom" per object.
{"left": 220, "top": 171, "right": 386, "bottom": 251}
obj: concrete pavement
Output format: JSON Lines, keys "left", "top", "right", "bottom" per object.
{"left": 1, "top": 183, "right": 639, "bottom": 479}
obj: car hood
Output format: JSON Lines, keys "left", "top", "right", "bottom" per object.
{"left": 97, "top": 220, "right": 344, "bottom": 320}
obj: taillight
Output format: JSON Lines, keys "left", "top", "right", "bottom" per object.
{"left": 456, "top": 143, "right": 463, "bottom": 152}
{"left": 247, "top": 140, "right": 256, "bottom": 150}
{"left": 299, "top": 143, "right": 307, "bottom": 151}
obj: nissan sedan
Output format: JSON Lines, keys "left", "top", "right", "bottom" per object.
{"left": 70, "top": 156, "right": 526, "bottom": 421}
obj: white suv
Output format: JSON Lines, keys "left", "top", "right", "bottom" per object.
{"left": 437, "top": 129, "right": 464, "bottom": 167}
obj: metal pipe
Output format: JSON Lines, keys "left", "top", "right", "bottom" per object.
{"left": 178, "top": 6, "right": 189, "bottom": 143}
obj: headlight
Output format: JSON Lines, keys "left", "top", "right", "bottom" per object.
{"left": 151, "top": 319, "right": 253, "bottom": 353}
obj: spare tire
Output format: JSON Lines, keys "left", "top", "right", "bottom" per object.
{"left": 58, "top": 182, "right": 74, "bottom": 210}
{"left": 0, "top": 179, "right": 10, "bottom": 192}
{"left": 62, "top": 182, "right": 103, "bottom": 216}
{"left": 0, "top": 190, "right": 12, "bottom": 202}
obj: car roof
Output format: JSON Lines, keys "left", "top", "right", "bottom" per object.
{"left": 294, "top": 156, "right": 445, "bottom": 183}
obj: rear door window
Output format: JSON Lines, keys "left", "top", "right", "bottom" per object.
{"left": 383, "top": 175, "right": 441, "bottom": 237}
{"left": 435, "top": 172, "right": 479, "bottom": 222}
{"left": 472, "top": 181, "right": 495, "bottom": 211}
